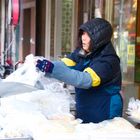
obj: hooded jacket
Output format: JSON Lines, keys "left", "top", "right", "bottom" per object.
{"left": 49, "top": 18, "right": 123, "bottom": 123}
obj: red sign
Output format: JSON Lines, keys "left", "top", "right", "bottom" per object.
{"left": 8, "top": 0, "right": 20, "bottom": 27}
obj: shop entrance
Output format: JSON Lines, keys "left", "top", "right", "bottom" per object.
{"left": 20, "top": 0, "right": 36, "bottom": 59}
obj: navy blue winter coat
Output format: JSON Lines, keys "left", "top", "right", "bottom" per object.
{"left": 50, "top": 18, "right": 123, "bottom": 123}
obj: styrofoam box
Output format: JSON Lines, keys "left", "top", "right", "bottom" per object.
{"left": 36, "top": 133, "right": 89, "bottom": 140}
{"left": 29, "top": 132, "right": 140, "bottom": 140}
{"left": 90, "top": 132, "right": 140, "bottom": 140}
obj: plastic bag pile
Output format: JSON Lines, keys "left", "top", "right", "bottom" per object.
{"left": 0, "top": 54, "right": 77, "bottom": 139}
{"left": 0, "top": 54, "right": 139, "bottom": 140}
{"left": 127, "top": 97, "right": 140, "bottom": 123}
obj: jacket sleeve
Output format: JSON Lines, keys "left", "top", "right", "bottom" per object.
{"left": 47, "top": 61, "right": 92, "bottom": 89}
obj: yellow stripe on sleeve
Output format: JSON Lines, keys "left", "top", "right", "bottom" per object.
{"left": 84, "top": 67, "right": 101, "bottom": 87}
{"left": 61, "top": 58, "right": 76, "bottom": 66}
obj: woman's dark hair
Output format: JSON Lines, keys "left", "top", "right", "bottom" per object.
{"left": 76, "top": 29, "right": 83, "bottom": 48}
{"left": 76, "top": 29, "right": 93, "bottom": 52}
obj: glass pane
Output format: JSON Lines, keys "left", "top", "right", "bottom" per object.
{"left": 112, "top": 0, "right": 137, "bottom": 83}
{"left": 61, "top": 0, "right": 72, "bottom": 56}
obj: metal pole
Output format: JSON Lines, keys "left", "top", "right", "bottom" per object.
{"left": 0, "top": 0, "right": 5, "bottom": 65}
{"left": 118, "top": 0, "right": 124, "bottom": 64}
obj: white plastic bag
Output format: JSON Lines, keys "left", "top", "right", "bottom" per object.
{"left": 127, "top": 97, "right": 140, "bottom": 123}
{"left": 3, "top": 54, "right": 42, "bottom": 86}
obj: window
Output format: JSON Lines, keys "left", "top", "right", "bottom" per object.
{"left": 112, "top": 0, "right": 137, "bottom": 83}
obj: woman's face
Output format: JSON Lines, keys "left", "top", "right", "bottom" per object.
{"left": 81, "top": 32, "right": 91, "bottom": 52}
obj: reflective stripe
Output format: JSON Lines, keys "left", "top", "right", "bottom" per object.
{"left": 84, "top": 67, "right": 101, "bottom": 87}
{"left": 61, "top": 58, "right": 76, "bottom": 66}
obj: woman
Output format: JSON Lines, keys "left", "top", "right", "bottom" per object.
{"left": 36, "top": 18, "right": 123, "bottom": 123}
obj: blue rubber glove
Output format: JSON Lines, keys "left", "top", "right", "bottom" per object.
{"left": 36, "top": 59, "right": 54, "bottom": 73}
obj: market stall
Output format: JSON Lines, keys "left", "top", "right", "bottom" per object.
{"left": 0, "top": 54, "right": 140, "bottom": 140}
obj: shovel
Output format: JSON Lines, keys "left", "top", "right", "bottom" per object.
{"left": 0, "top": 81, "right": 39, "bottom": 98}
